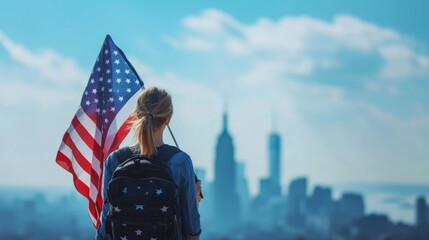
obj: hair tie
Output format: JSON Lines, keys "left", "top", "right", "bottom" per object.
{"left": 147, "top": 113, "right": 153, "bottom": 119}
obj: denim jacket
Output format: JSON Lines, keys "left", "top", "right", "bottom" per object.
{"left": 95, "top": 144, "right": 201, "bottom": 240}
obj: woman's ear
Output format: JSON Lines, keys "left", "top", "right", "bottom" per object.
{"left": 165, "top": 116, "right": 171, "bottom": 126}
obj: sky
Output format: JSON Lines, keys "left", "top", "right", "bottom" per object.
{"left": 0, "top": 0, "right": 428, "bottom": 196}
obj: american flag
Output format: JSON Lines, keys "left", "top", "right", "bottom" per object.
{"left": 56, "top": 35, "right": 144, "bottom": 228}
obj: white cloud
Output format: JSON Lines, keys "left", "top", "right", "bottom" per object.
{"left": 0, "top": 80, "right": 80, "bottom": 108}
{"left": 0, "top": 30, "right": 88, "bottom": 107}
{"left": 379, "top": 44, "right": 429, "bottom": 79}
{"left": 166, "top": 9, "right": 429, "bottom": 81}
{"left": 0, "top": 30, "right": 87, "bottom": 84}
{"left": 182, "top": 9, "right": 242, "bottom": 35}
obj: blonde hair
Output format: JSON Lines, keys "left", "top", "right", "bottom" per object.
{"left": 133, "top": 86, "right": 173, "bottom": 156}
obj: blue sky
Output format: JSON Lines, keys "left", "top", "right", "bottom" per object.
{"left": 1, "top": 1, "right": 428, "bottom": 195}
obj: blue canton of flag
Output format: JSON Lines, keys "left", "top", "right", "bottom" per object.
{"left": 56, "top": 34, "right": 144, "bottom": 228}
{"left": 82, "top": 35, "right": 144, "bottom": 140}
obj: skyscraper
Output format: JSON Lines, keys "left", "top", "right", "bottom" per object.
{"left": 213, "top": 112, "right": 240, "bottom": 231}
{"left": 236, "top": 161, "right": 250, "bottom": 220}
{"left": 287, "top": 177, "right": 308, "bottom": 226}
{"left": 268, "top": 132, "right": 281, "bottom": 195}
{"left": 416, "top": 196, "right": 428, "bottom": 228}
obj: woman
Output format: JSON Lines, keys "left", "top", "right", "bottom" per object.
{"left": 96, "top": 86, "right": 202, "bottom": 240}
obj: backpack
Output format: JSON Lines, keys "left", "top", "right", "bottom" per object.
{"left": 107, "top": 145, "right": 181, "bottom": 240}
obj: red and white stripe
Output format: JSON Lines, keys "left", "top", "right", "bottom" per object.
{"left": 56, "top": 90, "right": 141, "bottom": 228}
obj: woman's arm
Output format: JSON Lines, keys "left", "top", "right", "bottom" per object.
{"left": 179, "top": 157, "right": 202, "bottom": 240}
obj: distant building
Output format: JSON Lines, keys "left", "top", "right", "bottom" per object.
{"left": 260, "top": 178, "right": 279, "bottom": 198}
{"left": 339, "top": 213, "right": 395, "bottom": 239}
{"left": 289, "top": 177, "right": 307, "bottom": 202}
{"left": 268, "top": 132, "right": 281, "bottom": 196}
{"left": 213, "top": 112, "right": 240, "bottom": 231}
{"left": 286, "top": 177, "right": 308, "bottom": 227}
{"left": 308, "top": 186, "right": 333, "bottom": 214}
{"left": 236, "top": 161, "right": 250, "bottom": 221}
{"left": 416, "top": 196, "right": 428, "bottom": 227}
{"left": 339, "top": 192, "right": 365, "bottom": 223}
{"left": 306, "top": 186, "right": 334, "bottom": 235}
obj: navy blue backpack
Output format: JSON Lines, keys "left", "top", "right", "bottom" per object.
{"left": 107, "top": 145, "right": 181, "bottom": 240}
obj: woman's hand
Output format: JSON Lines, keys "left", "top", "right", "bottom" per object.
{"left": 195, "top": 178, "right": 203, "bottom": 206}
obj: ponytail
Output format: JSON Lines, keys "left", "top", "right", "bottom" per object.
{"left": 133, "top": 87, "right": 173, "bottom": 156}
{"left": 142, "top": 114, "right": 156, "bottom": 156}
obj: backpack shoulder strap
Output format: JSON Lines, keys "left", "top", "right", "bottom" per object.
{"left": 114, "top": 146, "right": 138, "bottom": 164}
{"left": 156, "top": 145, "right": 182, "bottom": 163}
{"left": 115, "top": 145, "right": 180, "bottom": 165}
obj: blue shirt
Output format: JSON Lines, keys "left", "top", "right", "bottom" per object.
{"left": 95, "top": 144, "right": 201, "bottom": 240}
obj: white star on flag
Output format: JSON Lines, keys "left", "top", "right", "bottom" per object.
{"left": 136, "top": 229, "right": 142, "bottom": 236}
{"left": 114, "top": 206, "right": 121, "bottom": 212}
{"left": 120, "top": 236, "right": 127, "bottom": 240}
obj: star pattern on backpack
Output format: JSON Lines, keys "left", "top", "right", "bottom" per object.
{"left": 108, "top": 146, "right": 182, "bottom": 240}
{"left": 135, "top": 205, "right": 144, "bottom": 210}
{"left": 155, "top": 188, "right": 163, "bottom": 196}
{"left": 160, "top": 205, "right": 168, "bottom": 213}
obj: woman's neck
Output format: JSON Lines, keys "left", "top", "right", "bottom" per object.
{"left": 153, "top": 129, "right": 164, "bottom": 147}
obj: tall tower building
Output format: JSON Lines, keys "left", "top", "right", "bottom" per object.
{"left": 268, "top": 132, "right": 281, "bottom": 195}
{"left": 213, "top": 112, "right": 240, "bottom": 230}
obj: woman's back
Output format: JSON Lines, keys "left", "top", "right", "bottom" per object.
{"left": 95, "top": 87, "right": 201, "bottom": 240}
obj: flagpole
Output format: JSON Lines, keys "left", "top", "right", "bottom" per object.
{"left": 167, "top": 125, "right": 179, "bottom": 148}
